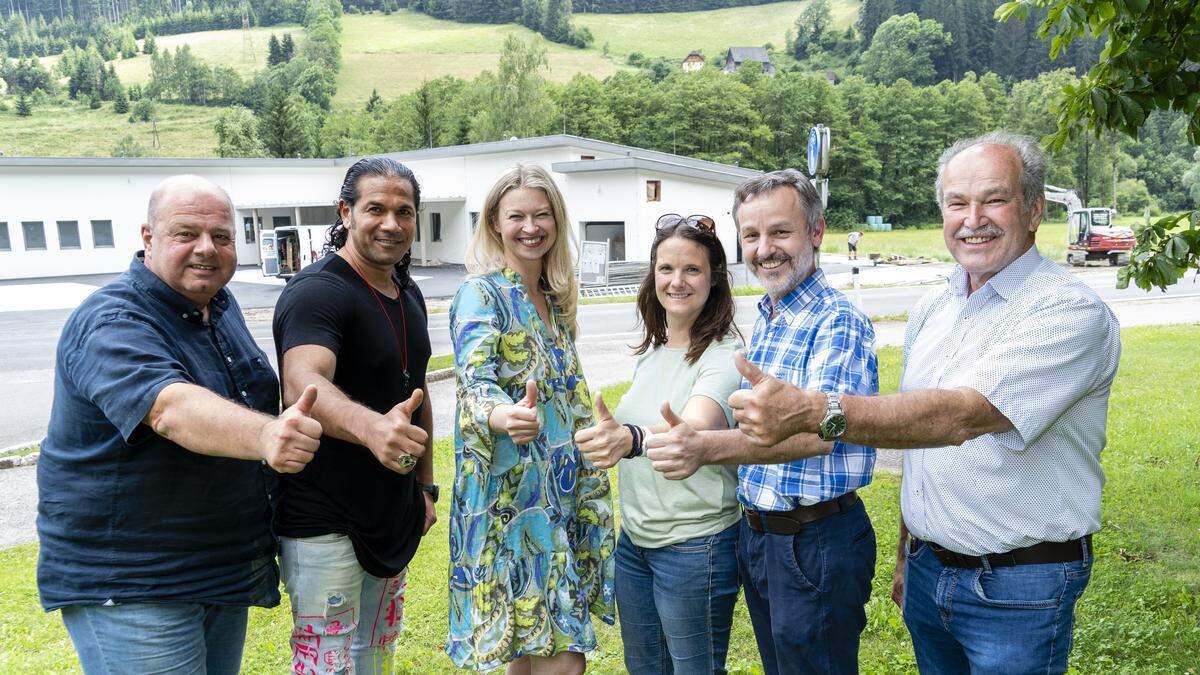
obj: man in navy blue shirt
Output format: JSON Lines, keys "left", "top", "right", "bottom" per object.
{"left": 38, "top": 175, "right": 323, "bottom": 674}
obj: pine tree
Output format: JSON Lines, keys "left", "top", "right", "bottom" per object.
{"left": 856, "top": 0, "right": 896, "bottom": 46}
{"left": 16, "top": 94, "right": 32, "bottom": 117}
{"left": 267, "top": 34, "right": 283, "bottom": 67}
{"left": 280, "top": 33, "right": 295, "bottom": 62}
{"left": 113, "top": 86, "right": 129, "bottom": 114}
{"left": 365, "top": 88, "right": 382, "bottom": 113}
{"left": 143, "top": 31, "right": 157, "bottom": 55}
{"left": 89, "top": 92, "right": 102, "bottom": 109}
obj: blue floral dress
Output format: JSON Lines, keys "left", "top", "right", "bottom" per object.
{"left": 446, "top": 268, "right": 616, "bottom": 671}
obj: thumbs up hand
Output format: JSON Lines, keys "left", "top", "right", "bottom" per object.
{"left": 728, "top": 352, "right": 822, "bottom": 446}
{"left": 489, "top": 379, "right": 542, "bottom": 445}
{"left": 261, "top": 385, "right": 323, "bottom": 474}
{"left": 366, "top": 388, "right": 430, "bottom": 474}
{"left": 574, "top": 393, "right": 631, "bottom": 469}
{"left": 645, "top": 402, "right": 703, "bottom": 481}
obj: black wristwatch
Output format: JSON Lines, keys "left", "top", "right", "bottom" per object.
{"left": 419, "top": 483, "right": 440, "bottom": 503}
{"left": 817, "top": 391, "right": 847, "bottom": 441}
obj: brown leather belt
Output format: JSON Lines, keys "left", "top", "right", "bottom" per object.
{"left": 743, "top": 491, "right": 858, "bottom": 535}
{"left": 912, "top": 535, "right": 1093, "bottom": 569}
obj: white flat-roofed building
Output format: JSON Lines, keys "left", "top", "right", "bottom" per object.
{"left": 0, "top": 135, "right": 760, "bottom": 282}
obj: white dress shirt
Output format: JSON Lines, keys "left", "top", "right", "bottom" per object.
{"left": 900, "top": 246, "right": 1121, "bottom": 555}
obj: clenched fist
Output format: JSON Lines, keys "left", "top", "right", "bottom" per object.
{"left": 260, "top": 385, "right": 323, "bottom": 473}
{"left": 489, "top": 380, "right": 541, "bottom": 444}
{"left": 365, "top": 388, "right": 429, "bottom": 474}
{"left": 575, "top": 393, "right": 632, "bottom": 469}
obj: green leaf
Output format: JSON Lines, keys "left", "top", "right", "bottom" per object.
{"left": 1090, "top": 88, "right": 1108, "bottom": 120}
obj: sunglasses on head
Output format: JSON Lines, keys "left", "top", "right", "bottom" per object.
{"left": 655, "top": 213, "right": 716, "bottom": 233}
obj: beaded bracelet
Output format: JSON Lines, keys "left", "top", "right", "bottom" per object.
{"left": 623, "top": 423, "right": 645, "bottom": 459}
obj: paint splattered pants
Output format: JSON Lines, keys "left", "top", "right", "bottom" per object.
{"left": 280, "top": 533, "right": 407, "bottom": 674}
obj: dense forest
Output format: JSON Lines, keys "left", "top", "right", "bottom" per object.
{"left": 3, "top": 0, "right": 1196, "bottom": 224}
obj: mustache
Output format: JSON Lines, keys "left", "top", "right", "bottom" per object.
{"left": 752, "top": 253, "right": 792, "bottom": 266}
{"left": 953, "top": 224, "right": 1003, "bottom": 239}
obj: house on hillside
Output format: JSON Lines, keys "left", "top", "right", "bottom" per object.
{"left": 722, "top": 47, "right": 776, "bottom": 75}
{"left": 681, "top": 51, "right": 705, "bottom": 72}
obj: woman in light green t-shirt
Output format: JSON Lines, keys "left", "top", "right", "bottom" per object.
{"left": 576, "top": 213, "right": 744, "bottom": 675}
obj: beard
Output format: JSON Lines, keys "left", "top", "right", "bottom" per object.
{"left": 752, "top": 251, "right": 815, "bottom": 301}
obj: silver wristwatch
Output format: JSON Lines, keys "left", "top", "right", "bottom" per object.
{"left": 817, "top": 391, "right": 847, "bottom": 441}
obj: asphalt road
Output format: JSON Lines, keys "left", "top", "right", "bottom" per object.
{"left": 2, "top": 265, "right": 1196, "bottom": 451}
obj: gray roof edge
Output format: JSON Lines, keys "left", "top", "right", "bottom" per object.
{"left": 552, "top": 156, "right": 760, "bottom": 184}
{"left": 0, "top": 135, "right": 756, "bottom": 178}
{"left": 0, "top": 156, "right": 343, "bottom": 168}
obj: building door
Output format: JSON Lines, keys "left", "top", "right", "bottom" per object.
{"left": 582, "top": 222, "right": 625, "bottom": 261}
{"left": 260, "top": 231, "right": 279, "bottom": 276}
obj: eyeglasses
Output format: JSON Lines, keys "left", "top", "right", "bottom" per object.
{"left": 655, "top": 213, "right": 716, "bottom": 233}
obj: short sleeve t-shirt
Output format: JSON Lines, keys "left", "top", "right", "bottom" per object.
{"left": 613, "top": 337, "right": 743, "bottom": 548}
{"left": 272, "top": 253, "right": 432, "bottom": 578}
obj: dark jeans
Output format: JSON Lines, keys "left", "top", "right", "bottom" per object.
{"left": 737, "top": 498, "right": 876, "bottom": 675}
{"left": 902, "top": 539, "right": 1093, "bottom": 674}
{"left": 615, "top": 523, "right": 741, "bottom": 675}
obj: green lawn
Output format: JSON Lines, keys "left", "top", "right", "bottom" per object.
{"left": 2, "top": 324, "right": 1196, "bottom": 672}
{"left": 38, "top": 26, "right": 305, "bottom": 86}
{"left": 823, "top": 222, "right": 1072, "bottom": 264}
{"left": 576, "top": 0, "right": 860, "bottom": 61}
{"left": 0, "top": 100, "right": 225, "bottom": 157}
{"left": 336, "top": 12, "right": 622, "bottom": 104}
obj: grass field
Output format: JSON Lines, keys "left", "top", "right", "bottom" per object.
{"left": 2, "top": 323, "right": 1196, "bottom": 672}
{"left": 0, "top": 100, "right": 224, "bottom": 157}
{"left": 336, "top": 12, "right": 623, "bottom": 103}
{"left": 823, "top": 222, "right": 1072, "bottom": 264}
{"left": 38, "top": 26, "right": 305, "bottom": 86}
{"left": 576, "top": 0, "right": 859, "bottom": 61}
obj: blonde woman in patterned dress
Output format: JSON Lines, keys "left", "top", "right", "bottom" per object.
{"left": 446, "top": 164, "right": 616, "bottom": 674}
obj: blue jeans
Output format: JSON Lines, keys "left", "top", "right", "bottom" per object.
{"left": 61, "top": 602, "right": 247, "bottom": 674}
{"left": 902, "top": 539, "right": 1093, "bottom": 674}
{"left": 737, "top": 498, "right": 876, "bottom": 675}
{"left": 615, "top": 523, "right": 740, "bottom": 675}
{"left": 280, "top": 534, "right": 407, "bottom": 674}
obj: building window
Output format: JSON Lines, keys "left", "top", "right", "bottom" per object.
{"left": 0, "top": 222, "right": 10, "bottom": 251}
{"left": 430, "top": 212, "right": 442, "bottom": 242}
{"left": 58, "top": 221, "right": 82, "bottom": 249}
{"left": 469, "top": 212, "right": 480, "bottom": 233}
{"left": 91, "top": 220, "right": 115, "bottom": 248}
{"left": 243, "top": 217, "right": 257, "bottom": 244}
{"left": 272, "top": 216, "right": 291, "bottom": 230}
{"left": 646, "top": 180, "right": 661, "bottom": 202}
{"left": 580, "top": 155, "right": 595, "bottom": 160}
{"left": 583, "top": 221, "right": 626, "bottom": 261}
{"left": 22, "top": 221, "right": 46, "bottom": 250}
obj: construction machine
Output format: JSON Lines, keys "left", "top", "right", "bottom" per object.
{"left": 1044, "top": 185, "right": 1135, "bottom": 266}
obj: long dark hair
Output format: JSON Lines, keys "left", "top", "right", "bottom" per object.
{"left": 324, "top": 157, "right": 422, "bottom": 288}
{"left": 633, "top": 222, "right": 741, "bottom": 365}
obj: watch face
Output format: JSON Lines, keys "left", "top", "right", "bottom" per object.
{"left": 821, "top": 415, "right": 847, "bottom": 440}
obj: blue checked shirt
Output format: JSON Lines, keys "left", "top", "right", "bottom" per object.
{"left": 738, "top": 269, "right": 879, "bottom": 510}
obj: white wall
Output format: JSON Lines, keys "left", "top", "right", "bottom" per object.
{"left": 0, "top": 146, "right": 743, "bottom": 281}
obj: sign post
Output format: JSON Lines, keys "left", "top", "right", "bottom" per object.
{"left": 579, "top": 240, "right": 610, "bottom": 286}
{"left": 807, "top": 124, "right": 831, "bottom": 208}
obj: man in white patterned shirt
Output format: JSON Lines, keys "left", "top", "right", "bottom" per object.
{"left": 726, "top": 132, "right": 1120, "bottom": 674}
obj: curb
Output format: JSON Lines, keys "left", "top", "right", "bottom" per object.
{"left": 0, "top": 450, "right": 39, "bottom": 470}
{"left": 427, "top": 367, "right": 454, "bottom": 383}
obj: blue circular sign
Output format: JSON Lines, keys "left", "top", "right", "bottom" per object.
{"left": 807, "top": 127, "right": 821, "bottom": 176}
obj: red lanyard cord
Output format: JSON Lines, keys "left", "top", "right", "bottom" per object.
{"left": 344, "top": 256, "right": 409, "bottom": 377}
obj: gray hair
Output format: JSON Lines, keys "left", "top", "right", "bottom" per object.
{"left": 147, "top": 174, "right": 235, "bottom": 230}
{"left": 732, "top": 168, "right": 823, "bottom": 234}
{"left": 935, "top": 131, "right": 1046, "bottom": 213}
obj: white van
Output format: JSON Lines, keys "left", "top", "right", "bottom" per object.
{"left": 260, "top": 225, "right": 330, "bottom": 278}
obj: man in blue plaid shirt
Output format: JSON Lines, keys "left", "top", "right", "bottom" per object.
{"left": 647, "top": 169, "right": 878, "bottom": 674}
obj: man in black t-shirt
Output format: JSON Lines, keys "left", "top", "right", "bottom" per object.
{"left": 272, "top": 158, "right": 435, "bottom": 673}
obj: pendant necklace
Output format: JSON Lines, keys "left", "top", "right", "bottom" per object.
{"left": 344, "top": 255, "right": 410, "bottom": 388}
